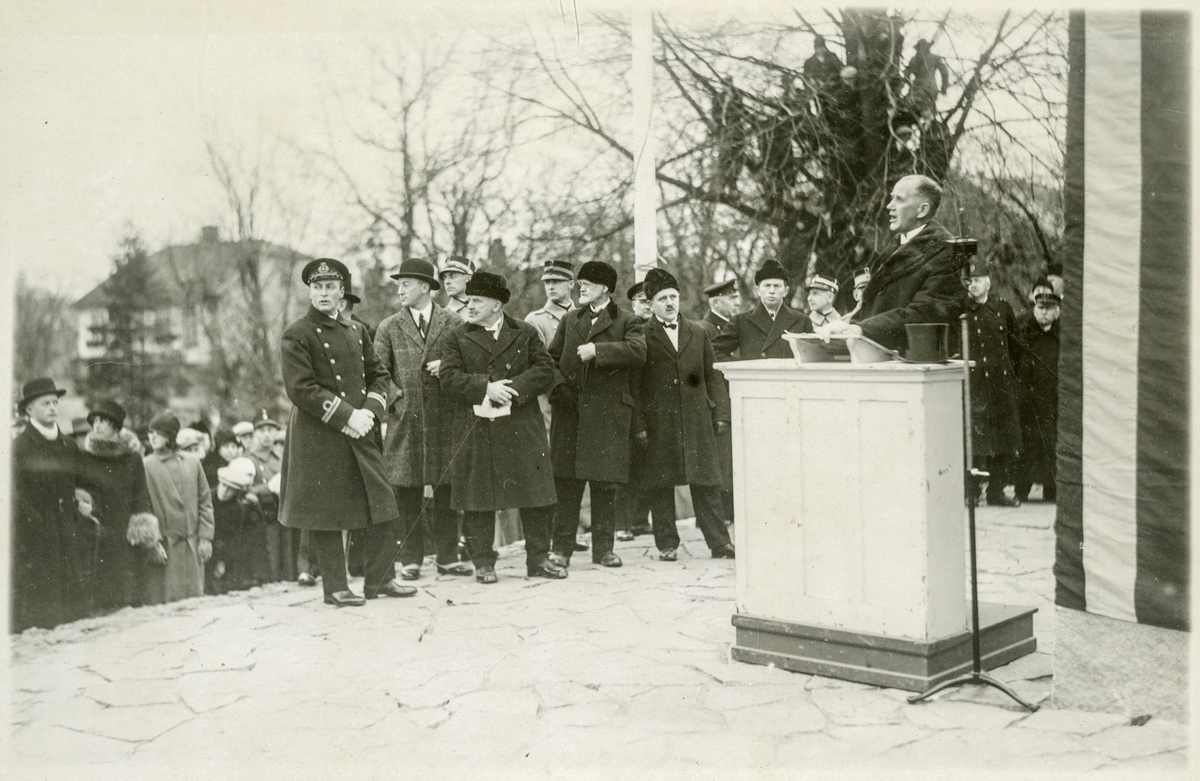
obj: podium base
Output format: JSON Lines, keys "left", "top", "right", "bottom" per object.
{"left": 731, "top": 603, "right": 1037, "bottom": 693}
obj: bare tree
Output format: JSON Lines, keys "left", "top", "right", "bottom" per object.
{"left": 14, "top": 274, "right": 76, "bottom": 386}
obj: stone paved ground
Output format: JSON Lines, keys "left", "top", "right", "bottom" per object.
{"left": 4, "top": 500, "right": 1190, "bottom": 780}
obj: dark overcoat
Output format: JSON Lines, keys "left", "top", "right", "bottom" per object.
{"left": 374, "top": 303, "right": 462, "bottom": 487}
{"left": 855, "top": 221, "right": 964, "bottom": 352}
{"left": 11, "top": 425, "right": 91, "bottom": 631}
{"left": 440, "top": 314, "right": 557, "bottom": 512}
{"left": 698, "top": 310, "right": 734, "bottom": 491}
{"left": 548, "top": 299, "right": 647, "bottom": 483}
{"left": 635, "top": 318, "right": 730, "bottom": 487}
{"left": 278, "top": 306, "right": 399, "bottom": 530}
{"left": 1014, "top": 314, "right": 1060, "bottom": 483}
{"left": 711, "top": 301, "right": 808, "bottom": 362}
{"left": 964, "top": 295, "right": 1022, "bottom": 459}
{"left": 77, "top": 429, "right": 153, "bottom": 611}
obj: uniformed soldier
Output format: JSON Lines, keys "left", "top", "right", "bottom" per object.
{"left": 712, "top": 259, "right": 808, "bottom": 361}
{"left": 806, "top": 274, "right": 841, "bottom": 328}
{"left": 627, "top": 280, "right": 651, "bottom": 322}
{"left": 439, "top": 255, "right": 476, "bottom": 316}
{"left": 698, "top": 278, "right": 741, "bottom": 341}
{"left": 525, "top": 259, "right": 576, "bottom": 347}
{"left": 278, "top": 258, "right": 414, "bottom": 606}
{"left": 962, "top": 258, "right": 1023, "bottom": 507}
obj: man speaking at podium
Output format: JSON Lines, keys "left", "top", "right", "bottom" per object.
{"left": 824, "top": 175, "right": 962, "bottom": 350}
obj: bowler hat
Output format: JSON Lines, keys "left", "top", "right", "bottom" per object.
{"left": 87, "top": 398, "right": 127, "bottom": 429}
{"left": 643, "top": 268, "right": 680, "bottom": 302}
{"left": 704, "top": 278, "right": 737, "bottom": 297}
{"left": 577, "top": 261, "right": 617, "bottom": 293}
{"left": 301, "top": 258, "right": 350, "bottom": 286}
{"left": 754, "top": 259, "right": 790, "bottom": 286}
{"left": 343, "top": 271, "right": 361, "bottom": 304}
{"left": 541, "top": 260, "right": 575, "bottom": 282}
{"left": 18, "top": 377, "right": 67, "bottom": 413}
{"left": 440, "top": 256, "right": 476, "bottom": 278}
{"left": 390, "top": 258, "right": 442, "bottom": 290}
{"left": 149, "top": 412, "right": 182, "bottom": 442}
{"left": 465, "top": 271, "right": 511, "bottom": 304}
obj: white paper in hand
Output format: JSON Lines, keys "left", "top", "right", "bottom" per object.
{"left": 473, "top": 398, "right": 512, "bottom": 419}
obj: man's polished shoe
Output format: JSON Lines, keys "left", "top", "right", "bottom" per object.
{"left": 364, "top": 580, "right": 418, "bottom": 599}
{"left": 528, "top": 560, "right": 568, "bottom": 579}
{"left": 616, "top": 530, "right": 635, "bottom": 542}
{"left": 713, "top": 544, "right": 736, "bottom": 559}
{"left": 324, "top": 590, "right": 366, "bottom": 607}
{"left": 297, "top": 572, "right": 317, "bottom": 587}
{"left": 659, "top": 548, "right": 677, "bottom": 562}
{"left": 436, "top": 561, "right": 474, "bottom": 576}
{"left": 399, "top": 564, "right": 421, "bottom": 581}
{"left": 595, "top": 552, "right": 622, "bottom": 567}
{"left": 476, "top": 565, "right": 498, "bottom": 584}
{"left": 548, "top": 552, "right": 570, "bottom": 568}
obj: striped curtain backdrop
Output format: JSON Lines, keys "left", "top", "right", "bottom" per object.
{"left": 1054, "top": 11, "right": 1190, "bottom": 632}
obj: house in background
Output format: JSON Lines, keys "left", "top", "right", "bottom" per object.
{"left": 71, "top": 226, "right": 314, "bottom": 429}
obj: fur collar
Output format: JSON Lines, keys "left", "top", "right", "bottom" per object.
{"left": 84, "top": 428, "right": 142, "bottom": 458}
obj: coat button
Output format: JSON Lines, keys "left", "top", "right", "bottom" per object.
{"left": 317, "top": 328, "right": 322, "bottom": 333}
{"left": 340, "top": 392, "right": 346, "bottom": 397}
{"left": 760, "top": 352, "right": 766, "bottom": 357}
{"left": 324, "top": 343, "right": 330, "bottom": 348}
{"left": 330, "top": 358, "right": 336, "bottom": 364}
{"left": 336, "top": 375, "right": 342, "bottom": 380}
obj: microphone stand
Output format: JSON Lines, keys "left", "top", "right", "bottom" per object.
{"left": 907, "top": 314, "right": 1039, "bottom": 711}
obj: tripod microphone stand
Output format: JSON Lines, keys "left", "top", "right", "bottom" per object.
{"left": 907, "top": 314, "right": 1039, "bottom": 711}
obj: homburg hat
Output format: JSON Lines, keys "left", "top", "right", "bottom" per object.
{"left": 577, "top": 261, "right": 618, "bottom": 293}
{"left": 465, "top": 271, "right": 511, "bottom": 304}
{"left": 390, "top": 258, "right": 442, "bottom": 290}
{"left": 18, "top": 377, "right": 67, "bottom": 413}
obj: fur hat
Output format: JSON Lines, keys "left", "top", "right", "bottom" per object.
{"left": 464, "top": 271, "right": 511, "bottom": 304}
{"left": 577, "top": 261, "right": 618, "bottom": 293}
{"left": 754, "top": 259, "right": 790, "bottom": 286}
{"left": 643, "top": 268, "right": 680, "bottom": 302}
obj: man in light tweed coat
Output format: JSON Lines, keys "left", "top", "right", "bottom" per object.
{"left": 374, "top": 258, "right": 471, "bottom": 580}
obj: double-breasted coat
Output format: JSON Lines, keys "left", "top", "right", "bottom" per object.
{"left": 635, "top": 318, "right": 730, "bottom": 487}
{"left": 278, "top": 306, "right": 399, "bottom": 530}
{"left": 854, "top": 222, "right": 964, "bottom": 352}
{"left": 11, "top": 425, "right": 91, "bottom": 631}
{"left": 374, "top": 303, "right": 463, "bottom": 487}
{"left": 1015, "top": 314, "right": 1059, "bottom": 483}
{"left": 711, "top": 301, "right": 808, "bottom": 362}
{"left": 439, "top": 314, "right": 557, "bottom": 512}
{"left": 698, "top": 310, "right": 734, "bottom": 491}
{"left": 964, "top": 295, "right": 1022, "bottom": 459}
{"left": 548, "top": 299, "right": 647, "bottom": 484}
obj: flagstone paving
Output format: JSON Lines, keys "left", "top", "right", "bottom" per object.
{"left": 5, "top": 502, "right": 1189, "bottom": 779}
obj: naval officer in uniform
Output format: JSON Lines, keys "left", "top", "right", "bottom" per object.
{"left": 278, "top": 258, "right": 415, "bottom": 606}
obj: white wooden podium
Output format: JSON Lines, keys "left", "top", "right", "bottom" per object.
{"left": 716, "top": 359, "right": 1036, "bottom": 692}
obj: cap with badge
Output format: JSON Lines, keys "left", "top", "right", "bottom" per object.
{"left": 1034, "top": 292, "right": 1062, "bottom": 307}
{"left": 627, "top": 281, "right": 646, "bottom": 300}
{"left": 806, "top": 275, "right": 839, "bottom": 294}
{"left": 301, "top": 258, "right": 350, "bottom": 285}
{"left": 704, "top": 278, "right": 737, "bottom": 298}
{"left": 440, "top": 255, "right": 476, "bottom": 278}
{"left": 541, "top": 260, "right": 575, "bottom": 282}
